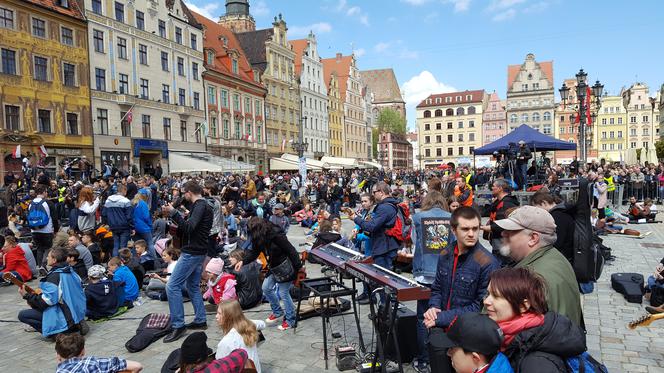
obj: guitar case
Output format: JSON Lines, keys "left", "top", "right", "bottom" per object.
{"left": 125, "top": 313, "right": 173, "bottom": 352}
{"left": 611, "top": 273, "right": 644, "bottom": 303}
{"left": 572, "top": 178, "right": 605, "bottom": 282}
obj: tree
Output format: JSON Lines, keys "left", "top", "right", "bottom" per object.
{"left": 656, "top": 139, "right": 664, "bottom": 160}
{"left": 376, "top": 108, "right": 406, "bottom": 134}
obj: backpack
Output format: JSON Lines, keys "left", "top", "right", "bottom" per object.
{"left": 385, "top": 202, "right": 412, "bottom": 243}
{"left": 27, "top": 200, "right": 49, "bottom": 229}
{"left": 566, "top": 352, "right": 609, "bottom": 373}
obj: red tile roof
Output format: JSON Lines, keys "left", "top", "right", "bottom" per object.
{"left": 507, "top": 60, "right": 553, "bottom": 91}
{"left": 322, "top": 53, "right": 353, "bottom": 102}
{"left": 25, "top": 0, "right": 85, "bottom": 21}
{"left": 416, "top": 89, "right": 485, "bottom": 108}
{"left": 191, "top": 11, "right": 263, "bottom": 90}
{"left": 289, "top": 39, "right": 309, "bottom": 77}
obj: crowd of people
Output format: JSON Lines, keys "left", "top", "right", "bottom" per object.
{"left": 2, "top": 150, "right": 664, "bottom": 372}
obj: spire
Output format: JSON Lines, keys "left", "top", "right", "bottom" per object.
{"left": 225, "top": 0, "right": 249, "bottom": 16}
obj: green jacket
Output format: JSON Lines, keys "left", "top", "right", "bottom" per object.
{"left": 514, "top": 245, "right": 583, "bottom": 327}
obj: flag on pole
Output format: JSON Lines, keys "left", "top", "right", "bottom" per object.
{"left": 38, "top": 145, "right": 48, "bottom": 157}
{"left": 126, "top": 108, "right": 133, "bottom": 124}
{"left": 12, "top": 145, "right": 20, "bottom": 159}
{"left": 281, "top": 138, "right": 286, "bottom": 152}
{"left": 194, "top": 121, "right": 208, "bottom": 137}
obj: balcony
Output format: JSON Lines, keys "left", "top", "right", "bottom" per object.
{"left": 176, "top": 105, "right": 193, "bottom": 116}
{"left": 213, "top": 137, "right": 267, "bottom": 150}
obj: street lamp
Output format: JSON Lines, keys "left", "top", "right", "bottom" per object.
{"left": 559, "top": 68, "right": 603, "bottom": 165}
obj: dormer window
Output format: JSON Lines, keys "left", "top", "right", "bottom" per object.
{"left": 57, "top": 0, "right": 69, "bottom": 8}
{"left": 232, "top": 59, "right": 238, "bottom": 74}
{"left": 206, "top": 50, "right": 214, "bottom": 64}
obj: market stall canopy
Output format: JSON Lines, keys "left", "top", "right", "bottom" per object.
{"left": 320, "top": 156, "right": 359, "bottom": 169}
{"left": 280, "top": 154, "right": 326, "bottom": 170}
{"left": 360, "top": 160, "right": 383, "bottom": 169}
{"left": 169, "top": 152, "right": 255, "bottom": 174}
{"left": 269, "top": 157, "right": 299, "bottom": 171}
{"left": 473, "top": 124, "right": 576, "bottom": 155}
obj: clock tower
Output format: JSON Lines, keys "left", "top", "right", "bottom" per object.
{"left": 218, "top": 0, "right": 256, "bottom": 33}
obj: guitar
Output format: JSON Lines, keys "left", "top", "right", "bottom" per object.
{"left": 627, "top": 313, "right": 664, "bottom": 329}
{"left": 2, "top": 272, "right": 41, "bottom": 295}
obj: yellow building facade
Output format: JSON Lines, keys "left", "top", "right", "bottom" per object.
{"left": 596, "top": 96, "right": 627, "bottom": 162}
{"left": 0, "top": 0, "right": 93, "bottom": 179}
{"left": 327, "top": 73, "right": 344, "bottom": 157}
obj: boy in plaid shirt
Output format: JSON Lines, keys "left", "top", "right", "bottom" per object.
{"left": 55, "top": 333, "right": 143, "bottom": 373}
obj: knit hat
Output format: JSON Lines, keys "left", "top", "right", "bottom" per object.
{"left": 206, "top": 258, "right": 225, "bottom": 275}
{"left": 180, "top": 332, "right": 213, "bottom": 364}
{"left": 88, "top": 265, "right": 106, "bottom": 279}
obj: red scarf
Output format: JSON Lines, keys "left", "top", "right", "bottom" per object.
{"left": 498, "top": 313, "right": 545, "bottom": 350}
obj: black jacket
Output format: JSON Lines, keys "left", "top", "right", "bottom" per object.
{"left": 231, "top": 261, "right": 262, "bottom": 309}
{"left": 549, "top": 203, "right": 576, "bottom": 263}
{"left": 487, "top": 194, "right": 520, "bottom": 232}
{"left": 244, "top": 224, "right": 301, "bottom": 282}
{"left": 171, "top": 198, "right": 213, "bottom": 256}
{"left": 504, "top": 312, "right": 586, "bottom": 373}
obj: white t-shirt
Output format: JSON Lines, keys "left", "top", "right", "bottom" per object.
{"left": 166, "top": 260, "right": 177, "bottom": 276}
{"left": 216, "top": 320, "right": 264, "bottom": 373}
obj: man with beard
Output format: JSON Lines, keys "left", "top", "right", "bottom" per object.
{"left": 480, "top": 179, "right": 519, "bottom": 266}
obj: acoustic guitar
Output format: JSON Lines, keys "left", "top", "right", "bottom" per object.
{"left": 2, "top": 272, "right": 41, "bottom": 295}
{"left": 627, "top": 313, "right": 664, "bottom": 329}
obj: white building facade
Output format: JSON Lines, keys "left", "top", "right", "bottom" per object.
{"left": 84, "top": 0, "right": 206, "bottom": 174}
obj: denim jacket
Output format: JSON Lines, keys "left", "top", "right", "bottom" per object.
{"left": 412, "top": 207, "right": 452, "bottom": 284}
{"left": 429, "top": 242, "right": 499, "bottom": 328}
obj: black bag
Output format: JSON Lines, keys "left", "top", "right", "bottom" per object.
{"left": 271, "top": 258, "right": 295, "bottom": 283}
{"left": 611, "top": 273, "right": 644, "bottom": 303}
{"left": 125, "top": 313, "right": 173, "bottom": 352}
{"left": 651, "top": 285, "right": 664, "bottom": 307}
{"left": 573, "top": 179, "right": 605, "bottom": 282}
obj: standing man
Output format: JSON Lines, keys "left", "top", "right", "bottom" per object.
{"left": 516, "top": 140, "right": 532, "bottom": 191}
{"left": 101, "top": 184, "right": 133, "bottom": 257}
{"left": 327, "top": 179, "right": 343, "bottom": 216}
{"left": 495, "top": 205, "right": 583, "bottom": 327}
{"left": 28, "top": 184, "right": 59, "bottom": 268}
{"left": 161, "top": 181, "right": 213, "bottom": 343}
{"left": 424, "top": 207, "right": 500, "bottom": 372}
{"left": 480, "top": 179, "right": 519, "bottom": 266}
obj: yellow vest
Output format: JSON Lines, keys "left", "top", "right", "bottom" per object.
{"left": 464, "top": 173, "right": 472, "bottom": 187}
{"left": 58, "top": 187, "right": 66, "bottom": 203}
{"left": 604, "top": 177, "right": 615, "bottom": 192}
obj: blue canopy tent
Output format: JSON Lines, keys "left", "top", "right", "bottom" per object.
{"left": 473, "top": 124, "right": 576, "bottom": 155}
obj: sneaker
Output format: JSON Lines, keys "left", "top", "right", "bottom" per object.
{"left": 78, "top": 320, "right": 90, "bottom": 336}
{"left": 265, "top": 314, "right": 281, "bottom": 325}
{"left": 277, "top": 320, "right": 291, "bottom": 331}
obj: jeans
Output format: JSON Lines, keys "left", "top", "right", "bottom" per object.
{"left": 262, "top": 273, "right": 296, "bottom": 327}
{"left": 112, "top": 230, "right": 131, "bottom": 257}
{"left": 166, "top": 253, "right": 206, "bottom": 329}
{"left": 519, "top": 164, "right": 528, "bottom": 190}
{"left": 133, "top": 231, "right": 155, "bottom": 260}
{"left": 659, "top": 186, "right": 664, "bottom": 201}
{"left": 32, "top": 232, "right": 53, "bottom": 268}
{"left": 18, "top": 308, "right": 43, "bottom": 333}
{"left": 330, "top": 200, "right": 341, "bottom": 216}
{"left": 373, "top": 250, "right": 397, "bottom": 270}
{"left": 416, "top": 289, "right": 432, "bottom": 364}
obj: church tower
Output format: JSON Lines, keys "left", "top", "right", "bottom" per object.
{"left": 218, "top": 0, "right": 256, "bottom": 33}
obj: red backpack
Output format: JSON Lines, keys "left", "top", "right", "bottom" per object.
{"left": 385, "top": 202, "right": 412, "bottom": 243}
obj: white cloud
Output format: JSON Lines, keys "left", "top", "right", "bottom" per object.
{"left": 346, "top": 6, "right": 361, "bottom": 16}
{"left": 522, "top": 1, "right": 549, "bottom": 13}
{"left": 330, "top": 0, "right": 369, "bottom": 26}
{"left": 374, "top": 42, "right": 391, "bottom": 53}
{"left": 402, "top": 71, "right": 456, "bottom": 127}
{"left": 335, "top": 0, "right": 348, "bottom": 12}
{"left": 288, "top": 22, "right": 333, "bottom": 39}
{"left": 487, "top": 0, "right": 526, "bottom": 11}
{"left": 252, "top": 1, "right": 270, "bottom": 17}
{"left": 445, "top": 0, "right": 472, "bottom": 12}
{"left": 354, "top": 48, "right": 366, "bottom": 57}
{"left": 183, "top": 1, "right": 219, "bottom": 19}
{"left": 492, "top": 8, "right": 516, "bottom": 21}
{"left": 401, "top": 0, "right": 431, "bottom": 5}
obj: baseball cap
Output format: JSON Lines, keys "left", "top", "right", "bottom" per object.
{"left": 494, "top": 205, "right": 556, "bottom": 235}
{"left": 274, "top": 203, "right": 285, "bottom": 210}
{"left": 518, "top": 140, "right": 526, "bottom": 145}
{"left": 433, "top": 313, "right": 503, "bottom": 357}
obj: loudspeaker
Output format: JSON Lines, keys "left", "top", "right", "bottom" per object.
{"left": 377, "top": 305, "right": 417, "bottom": 363}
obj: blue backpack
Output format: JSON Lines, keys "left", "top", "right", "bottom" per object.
{"left": 27, "top": 200, "right": 50, "bottom": 229}
{"left": 566, "top": 352, "right": 609, "bottom": 373}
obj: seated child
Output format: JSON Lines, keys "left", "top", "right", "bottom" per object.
{"left": 223, "top": 205, "right": 238, "bottom": 238}
{"left": 55, "top": 333, "right": 143, "bottom": 373}
{"left": 134, "top": 239, "right": 154, "bottom": 272}
{"left": 119, "top": 247, "right": 145, "bottom": 286}
{"left": 178, "top": 331, "right": 247, "bottom": 373}
{"left": 145, "top": 247, "right": 179, "bottom": 300}
{"left": 215, "top": 300, "right": 264, "bottom": 373}
{"left": 269, "top": 203, "right": 290, "bottom": 234}
{"left": 228, "top": 249, "right": 262, "bottom": 310}
{"left": 81, "top": 232, "right": 101, "bottom": 265}
{"left": 203, "top": 258, "right": 237, "bottom": 305}
{"left": 0, "top": 235, "right": 32, "bottom": 284}
{"left": 311, "top": 221, "right": 342, "bottom": 249}
{"left": 66, "top": 249, "right": 88, "bottom": 282}
{"left": 108, "top": 257, "right": 139, "bottom": 307}
{"left": 293, "top": 203, "right": 315, "bottom": 228}
{"left": 84, "top": 265, "right": 124, "bottom": 320}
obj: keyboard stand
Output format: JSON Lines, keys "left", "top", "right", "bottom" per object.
{"left": 369, "top": 291, "right": 404, "bottom": 373}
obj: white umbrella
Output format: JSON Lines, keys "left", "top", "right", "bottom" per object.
{"left": 647, "top": 144, "right": 658, "bottom": 165}
{"left": 625, "top": 148, "right": 638, "bottom": 165}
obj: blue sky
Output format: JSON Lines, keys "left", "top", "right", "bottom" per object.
{"left": 185, "top": 0, "right": 663, "bottom": 129}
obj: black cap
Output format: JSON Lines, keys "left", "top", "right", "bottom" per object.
{"left": 180, "top": 332, "right": 213, "bottom": 364}
{"left": 433, "top": 313, "right": 503, "bottom": 357}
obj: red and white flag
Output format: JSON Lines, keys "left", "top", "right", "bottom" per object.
{"left": 12, "top": 145, "right": 20, "bottom": 159}
{"left": 126, "top": 108, "right": 133, "bottom": 124}
{"left": 280, "top": 138, "right": 286, "bottom": 152}
{"left": 38, "top": 145, "right": 48, "bottom": 157}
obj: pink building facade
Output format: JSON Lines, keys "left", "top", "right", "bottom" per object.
{"left": 482, "top": 92, "right": 507, "bottom": 145}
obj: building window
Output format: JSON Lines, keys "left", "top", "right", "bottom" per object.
{"left": 543, "top": 111, "right": 551, "bottom": 121}
{"left": 162, "top": 84, "right": 169, "bottom": 103}
{"left": 436, "top": 135, "right": 441, "bottom": 143}
{"left": 136, "top": 10, "right": 144, "bottom": 30}
{"left": 458, "top": 134, "right": 463, "bottom": 141}
{"left": 118, "top": 73, "right": 128, "bottom": 94}
{"left": 175, "top": 27, "right": 182, "bottom": 44}
{"left": 62, "top": 62, "right": 76, "bottom": 86}
{"left": 469, "top": 120, "right": 475, "bottom": 128}
{"left": 630, "top": 128, "right": 637, "bottom": 136}
{"left": 120, "top": 111, "right": 130, "bottom": 137}
{"left": 255, "top": 100, "right": 262, "bottom": 116}
{"left": 191, "top": 34, "right": 197, "bottom": 50}
{"left": 244, "top": 97, "right": 252, "bottom": 114}
{"left": 435, "top": 123, "right": 441, "bottom": 130}
{"left": 532, "top": 112, "right": 540, "bottom": 122}
{"left": 139, "top": 114, "right": 149, "bottom": 138}
{"left": 618, "top": 118, "right": 623, "bottom": 124}
{"left": 97, "top": 108, "right": 108, "bottom": 135}
{"left": 192, "top": 62, "right": 199, "bottom": 80}
{"left": 162, "top": 118, "right": 170, "bottom": 140}
{"left": 423, "top": 110, "right": 431, "bottom": 118}
{"left": 66, "top": 112, "right": 78, "bottom": 135}
{"left": 510, "top": 114, "right": 517, "bottom": 123}
{"left": 91, "top": 0, "right": 102, "bottom": 14}
{"left": 448, "top": 148, "right": 453, "bottom": 156}
{"left": 195, "top": 122, "right": 202, "bottom": 143}
{"left": 424, "top": 136, "right": 430, "bottom": 144}
{"left": 469, "top": 133, "right": 475, "bottom": 141}
{"left": 61, "top": 27, "right": 74, "bottom": 46}
{"left": 4, "top": 105, "right": 19, "bottom": 130}
{"left": 0, "top": 7, "right": 14, "bottom": 29}
{"left": 178, "top": 88, "right": 185, "bottom": 106}
{"left": 223, "top": 119, "right": 229, "bottom": 138}
{"left": 117, "top": 37, "right": 127, "bottom": 59}
{"left": 610, "top": 131, "right": 614, "bottom": 138}
{"left": 138, "top": 44, "right": 148, "bottom": 65}
{"left": 114, "top": 1, "right": 124, "bottom": 22}
{"left": 434, "top": 109, "right": 443, "bottom": 117}
{"left": 233, "top": 94, "right": 240, "bottom": 111}
{"left": 630, "top": 116, "right": 637, "bottom": 123}
{"left": 32, "top": 18, "right": 46, "bottom": 38}
{"left": 193, "top": 92, "right": 200, "bottom": 110}
{"left": 37, "top": 109, "right": 51, "bottom": 133}
{"left": 232, "top": 59, "right": 238, "bottom": 74}
{"left": 543, "top": 124, "right": 552, "bottom": 135}
{"left": 257, "top": 124, "right": 262, "bottom": 142}
{"left": 158, "top": 20, "right": 166, "bottom": 38}
{"left": 221, "top": 90, "right": 229, "bottom": 108}
{"left": 161, "top": 51, "right": 168, "bottom": 71}
{"left": 643, "top": 115, "right": 649, "bottom": 123}
{"left": 424, "top": 149, "right": 430, "bottom": 157}
{"left": 180, "top": 120, "right": 187, "bottom": 141}
{"left": 521, "top": 113, "right": 529, "bottom": 122}
{"left": 458, "top": 146, "right": 464, "bottom": 155}
{"left": 95, "top": 68, "right": 105, "bottom": 91}
{"left": 436, "top": 148, "right": 442, "bottom": 157}
{"left": 424, "top": 123, "right": 430, "bottom": 131}
{"left": 207, "top": 86, "right": 216, "bottom": 104}
{"left": 1, "top": 48, "right": 16, "bottom": 75}
{"left": 207, "top": 50, "right": 214, "bottom": 64}
{"left": 140, "top": 78, "right": 149, "bottom": 99}
{"left": 93, "top": 29, "right": 104, "bottom": 52}
{"left": 177, "top": 57, "right": 184, "bottom": 76}
{"left": 447, "top": 134, "right": 453, "bottom": 142}
{"left": 458, "top": 121, "right": 463, "bottom": 129}
{"left": 34, "top": 56, "right": 48, "bottom": 81}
